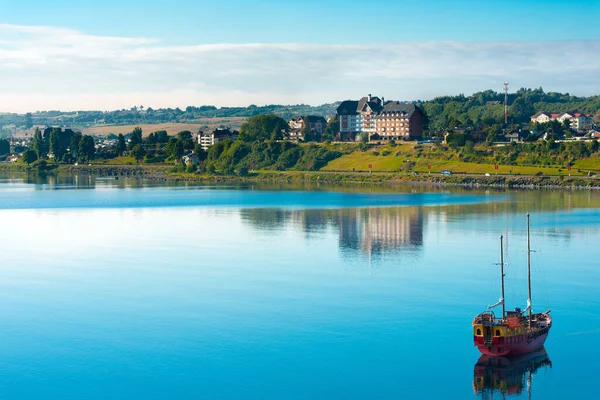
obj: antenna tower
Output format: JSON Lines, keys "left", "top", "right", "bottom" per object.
{"left": 504, "top": 82, "right": 509, "bottom": 125}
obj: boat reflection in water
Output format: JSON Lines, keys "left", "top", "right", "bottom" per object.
{"left": 473, "top": 348, "right": 551, "bottom": 398}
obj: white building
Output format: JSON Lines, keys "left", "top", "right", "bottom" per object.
{"left": 197, "top": 128, "right": 238, "bottom": 151}
{"left": 531, "top": 111, "right": 594, "bottom": 132}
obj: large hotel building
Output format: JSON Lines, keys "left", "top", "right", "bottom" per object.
{"left": 337, "top": 94, "right": 426, "bottom": 141}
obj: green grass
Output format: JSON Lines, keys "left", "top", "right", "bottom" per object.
{"left": 322, "top": 143, "right": 600, "bottom": 176}
{"left": 93, "top": 156, "right": 138, "bottom": 165}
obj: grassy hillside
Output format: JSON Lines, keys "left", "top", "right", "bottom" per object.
{"left": 323, "top": 142, "right": 600, "bottom": 177}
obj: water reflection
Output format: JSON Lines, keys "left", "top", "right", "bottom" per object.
{"left": 339, "top": 207, "right": 423, "bottom": 255}
{"left": 473, "top": 348, "right": 552, "bottom": 398}
{"left": 241, "top": 207, "right": 424, "bottom": 256}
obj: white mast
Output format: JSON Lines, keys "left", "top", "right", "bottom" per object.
{"left": 527, "top": 213, "right": 532, "bottom": 328}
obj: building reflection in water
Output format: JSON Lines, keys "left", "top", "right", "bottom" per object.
{"left": 241, "top": 207, "right": 424, "bottom": 256}
{"left": 473, "top": 348, "right": 551, "bottom": 398}
{"left": 338, "top": 207, "right": 423, "bottom": 255}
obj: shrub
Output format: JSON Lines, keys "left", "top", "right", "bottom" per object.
{"left": 32, "top": 159, "right": 47, "bottom": 171}
{"left": 381, "top": 150, "right": 391, "bottom": 156}
{"left": 186, "top": 163, "right": 197, "bottom": 173}
{"left": 236, "top": 165, "right": 249, "bottom": 176}
{"left": 401, "top": 161, "right": 416, "bottom": 171}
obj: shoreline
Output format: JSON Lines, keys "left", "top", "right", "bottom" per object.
{"left": 2, "top": 163, "right": 599, "bottom": 190}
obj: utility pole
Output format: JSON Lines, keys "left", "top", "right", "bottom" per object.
{"left": 504, "top": 82, "right": 509, "bottom": 126}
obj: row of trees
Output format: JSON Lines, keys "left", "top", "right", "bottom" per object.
{"left": 21, "top": 127, "right": 96, "bottom": 165}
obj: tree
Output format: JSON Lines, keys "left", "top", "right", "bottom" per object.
{"left": 238, "top": 114, "right": 288, "bottom": 142}
{"left": 116, "top": 134, "right": 126, "bottom": 155}
{"left": 236, "top": 165, "right": 249, "bottom": 176}
{"left": 145, "top": 132, "right": 157, "bottom": 145}
{"left": 207, "top": 139, "right": 231, "bottom": 161}
{"left": 193, "top": 143, "right": 208, "bottom": 161}
{"left": 182, "top": 138, "right": 195, "bottom": 151}
{"left": 165, "top": 138, "right": 184, "bottom": 160}
{"left": 32, "top": 127, "right": 45, "bottom": 159}
{"left": 464, "top": 140, "right": 475, "bottom": 154}
{"left": 49, "top": 128, "right": 64, "bottom": 160}
{"left": 21, "top": 149, "right": 37, "bottom": 164}
{"left": 0, "top": 139, "right": 9, "bottom": 156}
{"left": 131, "top": 144, "right": 146, "bottom": 162}
{"left": 484, "top": 125, "right": 502, "bottom": 144}
{"left": 358, "top": 132, "right": 369, "bottom": 151}
{"left": 24, "top": 113, "right": 33, "bottom": 129}
{"left": 70, "top": 132, "right": 82, "bottom": 160}
{"left": 79, "top": 135, "right": 95, "bottom": 162}
{"left": 177, "top": 130, "right": 193, "bottom": 140}
{"left": 129, "top": 127, "right": 143, "bottom": 150}
{"left": 562, "top": 119, "right": 571, "bottom": 135}
{"left": 155, "top": 130, "right": 169, "bottom": 143}
{"left": 324, "top": 115, "right": 339, "bottom": 141}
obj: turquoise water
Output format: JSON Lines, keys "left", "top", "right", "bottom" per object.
{"left": 0, "top": 174, "right": 599, "bottom": 399}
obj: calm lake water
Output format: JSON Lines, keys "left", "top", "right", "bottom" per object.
{"left": 0, "top": 173, "right": 599, "bottom": 399}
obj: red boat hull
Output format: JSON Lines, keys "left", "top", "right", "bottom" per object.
{"left": 475, "top": 331, "right": 549, "bottom": 356}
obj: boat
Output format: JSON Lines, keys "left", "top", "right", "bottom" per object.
{"left": 472, "top": 214, "right": 552, "bottom": 356}
{"left": 473, "top": 348, "right": 552, "bottom": 398}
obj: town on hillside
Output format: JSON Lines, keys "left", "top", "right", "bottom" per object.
{"left": 1, "top": 90, "right": 600, "bottom": 169}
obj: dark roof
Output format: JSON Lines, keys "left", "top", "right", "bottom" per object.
{"left": 380, "top": 102, "right": 422, "bottom": 118}
{"left": 213, "top": 128, "right": 235, "bottom": 138}
{"left": 304, "top": 115, "right": 327, "bottom": 123}
{"left": 357, "top": 96, "right": 383, "bottom": 113}
{"left": 337, "top": 100, "right": 359, "bottom": 115}
{"left": 337, "top": 98, "right": 423, "bottom": 118}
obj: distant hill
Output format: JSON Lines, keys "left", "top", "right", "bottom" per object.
{"left": 418, "top": 88, "right": 600, "bottom": 131}
{"left": 2, "top": 87, "right": 600, "bottom": 137}
{"left": 0, "top": 103, "right": 340, "bottom": 136}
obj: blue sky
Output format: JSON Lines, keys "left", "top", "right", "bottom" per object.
{"left": 3, "top": 0, "right": 600, "bottom": 43}
{"left": 1, "top": 0, "right": 600, "bottom": 111}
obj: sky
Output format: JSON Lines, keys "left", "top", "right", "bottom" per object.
{"left": 1, "top": 0, "right": 600, "bottom": 112}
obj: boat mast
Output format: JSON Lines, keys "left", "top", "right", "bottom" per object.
{"left": 527, "top": 213, "right": 532, "bottom": 328}
{"left": 500, "top": 235, "right": 506, "bottom": 319}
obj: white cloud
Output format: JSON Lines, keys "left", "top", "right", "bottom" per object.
{"left": 1, "top": 24, "right": 600, "bottom": 112}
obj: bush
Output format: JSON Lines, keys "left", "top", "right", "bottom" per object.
{"left": 381, "top": 150, "right": 391, "bottom": 156}
{"left": 401, "top": 161, "right": 416, "bottom": 171}
{"left": 171, "top": 163, "right": 186, "bottom": 173}
{"left": 222, "top": 165, "right": 234, "bottom": 175}
{"left": 371, "top": 151, "right": 380, "bottom": 156}
{"left": 236, "top": 165, "right": 249, "bottom": 176}
{"left": 186, "top": 163, "right": 197, "bottom": 173}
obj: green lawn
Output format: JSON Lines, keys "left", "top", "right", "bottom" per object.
{"left": 93, "top": 156, "right": 138, "bottom": 165}
{"left": 323, "top": 145, "right": 597, "bottom": 176}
